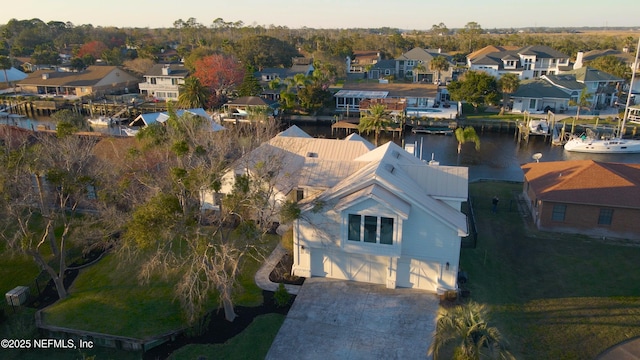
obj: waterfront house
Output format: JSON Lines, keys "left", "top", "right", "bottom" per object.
{"left": 216, "top": 126, "right": 469, "bottom": 292}
{"left": 510, "top": 79, "right": 571, "bottom": 113}
{"left": 395, "top": 47, "right": 455, "bottom": 83}
{"left": 17, "top": 65, "right": 139, "bottom": 98}
{"left": 544, "top": 67, "right": 624, "bottom": 110}
{"left": 346, "top": 50, "right": 381, "bottom": 78}
{"left": 256, "top": 57, "right": 314, "bottom": 100}
{"left": 333, "top": 82, "right": 457, "bottom": 119}
{"left": 138, "top": 63, "right": 189, "bottom": 102}
{"left": 521, "top": 160, "right": 640, "bottom": 240}
{"left": 467, "top": 45, "right": 570, "bottom": 80}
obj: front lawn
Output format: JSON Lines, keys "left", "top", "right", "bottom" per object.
{"left": 462, "top": 181, "right": 640, "bottom": 359}
{"left": 42, "top": 232, "right": 280, "bottom": 339}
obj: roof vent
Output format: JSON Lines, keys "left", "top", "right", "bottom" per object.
{"left": 306, "top": 152, "right": 318, "bottom": 158}
{"left": 384, "top": 163, "right": 396, "bottom": 174}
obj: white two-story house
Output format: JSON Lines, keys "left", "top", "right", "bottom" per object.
{"left": 215, "top": 126, "right": 469, "bottom": 293}
{"left": 138, "top": 63, "right": 189, "bottom": 101}
{"left": 468, "top": 45, "right": 571, "bottom": 80}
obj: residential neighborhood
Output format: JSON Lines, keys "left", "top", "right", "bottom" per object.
{"left": 1, "top": 14, "right": 640, "bottom": 360}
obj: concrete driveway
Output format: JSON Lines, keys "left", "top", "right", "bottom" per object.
{"left": 266, "top": 277, "right": 439, "bottom": 360}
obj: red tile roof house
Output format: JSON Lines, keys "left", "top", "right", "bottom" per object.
{"left": 521, "top": 160, "right": 640, "bottom": 240}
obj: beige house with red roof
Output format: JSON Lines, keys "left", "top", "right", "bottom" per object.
{"left": 521, "top": 160, "right": 640, "bottom": 240}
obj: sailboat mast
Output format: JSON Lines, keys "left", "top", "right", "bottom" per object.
{"left": 621, "top": 36, "right": 640, "bottom": 138}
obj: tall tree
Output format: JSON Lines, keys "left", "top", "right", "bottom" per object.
{"left": 358, "top": 103, "right": 393, "bottom": 146}
{"left": 0, "top": 55, "right": 11, "bottom": 88}
{"left": 458, "top": 22, "right": 484, "bottom": 53}
{"left": 454, "top": 126, "right": 481, "bottom": 154}
{"left": 413, "top": 62, "right": 427, "bottom": 83}
{"left": 428, "top": 301, "right": 514, "bottom": 360}
{"left": 237, "top": 66, "right": 263, "bottom": 97}
{"left": 447, "top": 71, "right": 500, "bottom": 113}
{"left": 430, "top": 56, "right": 450, "bottom": 84}
{"left": 497, "top": 73, "right": 520, "bottom": 115}
{"left": 192, "top": 54, "right": 244, "bottom": 107}
{"left": 568, "top": 88, "right": 592, "bottom": 133}
{"left": 178, "top": 76, "right": 210, "bottom": 109}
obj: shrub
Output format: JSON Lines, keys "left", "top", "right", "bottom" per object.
{"left": 274, "top": 283, "right": 291, "bottom": 307}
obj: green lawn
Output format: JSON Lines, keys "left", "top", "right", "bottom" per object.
{"left": 0, "top": 244, "right": 41, "bottom": 298}
{"left": 42, "top": 232, "right": 280, "bottom": 339}
{"left": 168, "top": 313, "right": 285, "bottom": 360}
{"left": 462, "top": 181, "right": 640, "bottom": 359}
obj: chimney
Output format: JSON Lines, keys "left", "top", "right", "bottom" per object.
{"left": 42, "top": 73, "right": 49, "bottom": 80}
{"left": 161, "top": 65, "right": 170, "bottom": 75}
{"left": 573, "top": 52, "right": 584, "bottom": 69}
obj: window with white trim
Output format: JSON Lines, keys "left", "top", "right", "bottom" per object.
{"left": 348, "top": 214, "right": 394, "bottom": 245}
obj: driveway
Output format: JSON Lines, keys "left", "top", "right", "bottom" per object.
{"left": 266, "top": 277, "right": 439, "bottom": 360}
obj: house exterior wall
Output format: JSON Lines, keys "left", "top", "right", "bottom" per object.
{"left": 523, "top": 182, "right": 640, "bottom": 240}
{"left": 538, "top": 201, "right": 640, "bottom": 240}
{"left": 292, "top": 195, "right": 460, "bottom": 291}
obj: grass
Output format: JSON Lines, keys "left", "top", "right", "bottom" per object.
{"left": 461, "top": 181, "right": 640, "bottom": 359}
{"left": 167, "top": 313, "right": 285, "bottom": 360}
{"left": 0, "top": 243, "right": 41, "bottom": 297}
{"left": 42, "top": 231, "right": 280, "bottom": 339}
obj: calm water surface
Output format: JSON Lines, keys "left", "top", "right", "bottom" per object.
{"left": 295, "top": 122, "right": 640, "bottom": 182}
{"left": 9, "top": 118, "right": 640, "bottom": 182}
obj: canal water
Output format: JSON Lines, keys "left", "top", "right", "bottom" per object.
{"left": 293, "top": 122, "right": 640, "bottom": 182}
{"left": 6, "top": 117, "right": 640, "bottom": 183}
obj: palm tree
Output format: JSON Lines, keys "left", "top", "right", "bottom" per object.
{"left": 178, "top": 77, "right": 210, "bottom": 109}
{"left": 455, "top": 126, "right": 481, "bottom": 153}
{"left": 0, "top": 55, "right": 12, "bottom": 88}
{"left": 497, "top": 73, "right": 520, "bottom": 115}
{"left": 428, "top": 301, "right": 514, "bottom": 360}
{"left": 568, "top": 88, "right": 591, "bottom": 133}
{"left": 430, "top": 56, "right": 450, "bottom": 84}
{"left": 413, "top": 62, "right": 427, "bottom": 83}
{"left": 358, "top": 103, "right": 393, "bottom": 146}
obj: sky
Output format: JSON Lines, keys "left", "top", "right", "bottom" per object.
{"left": 3, "top": 0, "right": 639, "bottom": 30}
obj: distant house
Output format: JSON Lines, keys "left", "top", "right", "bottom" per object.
{"left": 544, "top": 67, "right": 624, "bottom": 109}
{"left": 17, "top": 65, "right": 139, "bottom": 97}
{"left": 521, "top": 160, "right": 640, "bottom": 240}
{"left": 510, "top": 79, "right": 571, "bottom": 113}
{"left": 574, "top": 48, "right": 640, "bottom": 96}
{"left": 468, "top": 45, "right": 570, "bottom": 80}
{"left": 256, "top": 57, "right": 314, "bottom": 101}
{"left": 333, "top": 82, "right": 457, "bottom": 119}
{"left": 395, "top": 47, "right": 455, "bottom": 83}
{"left": 346, "top": 51, "right": 381, "bottom": 79}
{"left": 138, "top": 63, "right": 189, "bottom": 101}
{"left": 367, "top": 59, "right": 396, "bottom": 80}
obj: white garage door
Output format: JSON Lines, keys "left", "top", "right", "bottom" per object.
{"left": 310, "top": 250, "right": 387, "bottom": 285}
{"left": 397, "top": 259, "right": 440, "bottom": 291}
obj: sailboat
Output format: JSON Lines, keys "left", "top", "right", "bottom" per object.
{"left": 564, "top": 37, "right": 640, "bottom": 153}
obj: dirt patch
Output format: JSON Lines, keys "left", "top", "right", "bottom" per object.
{"left": 269, "top": 252, "right": 305, "bottom": 286}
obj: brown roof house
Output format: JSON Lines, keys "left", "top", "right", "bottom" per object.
{"left": 17, "top": 65, "right": 140, "bottom": 98}
{"left": 521, "top": 160, "right": 640, "bottom": 240}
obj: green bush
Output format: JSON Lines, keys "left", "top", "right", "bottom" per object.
{"left": 274, "top": 283, "right": 290, "bottom": 307}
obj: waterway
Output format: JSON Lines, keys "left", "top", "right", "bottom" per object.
{"left": 293, "top": 122, "right": 640, "bottom": 182}
{"left": 6, "top": 117, "right": 640, "bottom": 183}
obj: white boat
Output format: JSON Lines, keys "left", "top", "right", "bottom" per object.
{"left": 564, "top": 37, "right": 640, "bottom": 154}
{"left": 528, "top": 119, "right": 549, "bottom": 135}
{"left": 87, "top": 116, "right": 114, "bottom": 127}
{"left": 120, "top": 127, "right": 139, "bottom": 137}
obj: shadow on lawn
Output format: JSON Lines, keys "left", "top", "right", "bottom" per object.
{"left": 25, "top": 247, "right": 298, "bottom": 360}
